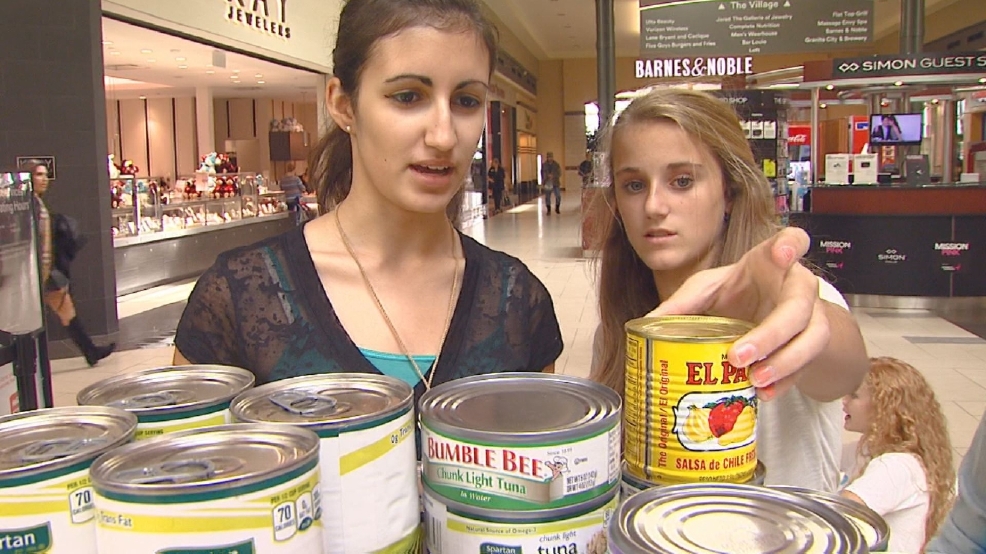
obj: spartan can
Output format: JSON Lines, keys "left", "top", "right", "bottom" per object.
{"left": 230, "top": 374, "right": 419, "bottom": 554}
{"left": 609, "top": 483, "right": 866, "bottom": 554}
{"left": 0, "top": 406, "right": 137, "bottom": 554}
{"left": 90, "top": 424, "right": 323, "bottom": 554}
{"left": 420, "top": 373, "right": 622, "bottom": 511}
{"left": 624, "top": 316, "right": 757, "bottom": 484}
{"left": 423, "top": 485, "right": 617, "bottom": 554}
{"left": 76, "top": 365, "right": 254, "bottom": 440}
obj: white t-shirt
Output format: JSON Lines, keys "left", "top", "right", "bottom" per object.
{"left": 845, "top": 453, "right": 931, "bottom": 553}
{"left": 759, "top": 278, "right": 848, "bottom": 492}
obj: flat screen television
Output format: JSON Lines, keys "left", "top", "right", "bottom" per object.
{"left": 869, "top": 113, "right": 923, "bottom": 145}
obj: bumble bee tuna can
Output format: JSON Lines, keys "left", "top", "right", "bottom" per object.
{"left": 423, "top": 485, "right": 617, "bottom": 554}
{"left": 0, "top": 406, "right": 137, "bottom": 554}
{"left": 609, "top": 483, "right": 866, "bottom": 553}
{"left": 230, "top": 374, "right": 419, "bottom": 554}
{"left": 420, "top": 373, "right": 621, "bottom": 511}
{"left": 76, "top": 365, "right": 254, "bottom": 440}
{"left": 90, "top": 424, "right": 323, "bottom": 554}
{"left": 624, "top": 316, "right": 757, "bottom": 485}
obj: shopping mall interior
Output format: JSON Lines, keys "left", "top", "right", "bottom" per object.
{"left": 2, "top": 0, "right": 986, "bottom": 549}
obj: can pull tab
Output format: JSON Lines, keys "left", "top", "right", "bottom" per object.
{"left": 111, "top": 391, "right": 180, "bottom": 409}
{"left": 117, "top": 459, "right": 217, "bottom": 485}
{"left": 19, "top": 438, "right": 108, "bottom": 463}
{"left": 269, "top": 390, "right": 343, "bottom": 417}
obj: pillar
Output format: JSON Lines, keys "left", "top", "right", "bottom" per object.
{"left": 0, "top": 0, "right": 117, "bottom": 337}
{"left": 899, "top": 0, "right": 925, "bottom": 54}
{"left": 595, "top": 0, "right": 616, "bottom": 129}
{"left": 195, "top": 86, "right": 216, "bottom": 159}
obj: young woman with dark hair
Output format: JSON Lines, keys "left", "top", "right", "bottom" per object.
{"left": 172, "top": 0, "right": 562, "bottom": 402}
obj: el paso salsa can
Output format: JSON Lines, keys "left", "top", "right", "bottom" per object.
{"left": 420, "top": 373, "right": 621, "bottom": 511}
{"left": 624, "top": 316, "right": 758, "bottom": 485}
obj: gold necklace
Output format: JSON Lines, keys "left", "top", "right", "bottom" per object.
{"left": 335, "top": 209, "right": 459, "bottom": 391}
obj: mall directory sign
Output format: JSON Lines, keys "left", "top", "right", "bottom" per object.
{"left": 639, "top": 0, "right": 873, "bottom": 57}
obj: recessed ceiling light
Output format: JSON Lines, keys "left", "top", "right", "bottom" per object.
{"left": 825, "top": 84, "right": 834, "bottom": 90}
{"left": 141, "top": 49, "right": 152, "bottom": 54}
{"left": 230, "top": 75, "right": 238, "bottom": 79}
{"left": 175, "top": 57, "right": 186, "bottom": 62}
{"left": 232, "top": 69, "right": 240, "bottom": 73}
{"left": 894, "top": 80, "right": 903, "bottom": 86}
{"left": 206, "top": 70, "right": 215, "bottom": 74}
{"left": 257, "top": 80, "right": 266, "bottom": 84}
{"left": 178, "top": 65, "right": 188, "bottom": 69}
{"left": 255, "top": 74, "right": 263, "bottom": 78}
{"left": 139, "top": 96, "right": 146, "bottom": 100}
{"left": 102, "top": 41, "right": 113, "bottom": 45}
{"left": 820, "top": 103, "right": 828, "bottom": 108}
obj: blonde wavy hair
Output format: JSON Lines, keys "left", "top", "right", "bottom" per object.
{"left": 588, "top": 88, "right": 780, "bottom": 394}
{"left": 856, "top": 357, "right": 955, "bottom": 544}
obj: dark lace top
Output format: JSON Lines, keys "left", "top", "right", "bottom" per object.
{"left": 174, "top": 224, "right": 564, "bottom": 404}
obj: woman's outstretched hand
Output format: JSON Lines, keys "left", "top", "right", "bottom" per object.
{"left": 649, "top": 227, "right": 867, "bottom": 402}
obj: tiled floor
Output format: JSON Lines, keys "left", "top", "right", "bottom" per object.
{"left": 49, "top": 191, "right": 985, "bottom": 469}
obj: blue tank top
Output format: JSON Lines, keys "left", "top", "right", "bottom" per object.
{"left": 358, "top": 348, "right": 435, "bottom": 388}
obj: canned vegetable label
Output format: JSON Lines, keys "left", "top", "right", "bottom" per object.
{"left": 0, "top": 407, "right": 137, "bottom": 554}
{"left": 624, "top": 316, "right": 758, "bottom": 485}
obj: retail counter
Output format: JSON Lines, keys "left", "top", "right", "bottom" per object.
{"left": 789, "top": 183, "right": 986, "bottom": 298}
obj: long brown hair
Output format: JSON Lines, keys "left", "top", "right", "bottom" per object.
{"left": 856, "top": 357, "right": 955, "bottom": 544}
{"left": 309, "top": 0, "right": 498, "bottom": 224}
{"left": 589, "top": 88, "right": 780, "bottom": 394}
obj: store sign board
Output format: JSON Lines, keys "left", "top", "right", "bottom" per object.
{"left": 833, "top": 52, "right": 986, "bottom": 78}
{"left": 638, "top": 0, "right": 873, "bottom": 57}
{"left": 15, "top": 156, "right": 56, "bottom": 180}
{"left": 635, "top": 56, "right": 753, "bottom": 78}
{"left": 102, "top": 0, "right": 341, "bottom": 72}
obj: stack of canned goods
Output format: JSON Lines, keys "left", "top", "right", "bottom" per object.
{"left": 418, "top": 373, "right": 622, "bottom": 554}
{"left": 623, "top": 316, "right": 763, "bottom": 494}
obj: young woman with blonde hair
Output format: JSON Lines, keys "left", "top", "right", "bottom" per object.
{"left": 841, "top": 357, "right": 955, "bottom": 553}
{"left": 589, "top": 88, "right": 869, "bottom": 491}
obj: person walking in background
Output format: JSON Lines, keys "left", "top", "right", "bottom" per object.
{"left": 487, "top": 157, "right": 505, "bottom": 215}
{"left": 541, "top": 151, "right": 561, "bottom": 215}
{"left": 840, "top": 357, "right": 955, "bottom": 553}
{"left": 25, "top": 160, "right": 115, "bottom": 366}
{"left": 578, "top": 151, "right": 593, "bottom": 187}
{"left": 279, "top": 161, "right": 307, "bottom": 225}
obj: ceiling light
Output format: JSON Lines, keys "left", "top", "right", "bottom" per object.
{"left": 141, "top": 49, "right": 152, "bottom": 54}
{"left": 147, "top": 59, "right": 156, "bottom": 63}
{"left": 255, "top": 74, "right": 263, "bottom": 78}
{"left": 931, "top": 98, "right": 940, "bottom": 104}
{"left": 257, "top": 80, "right": 266, "bottom": 84}
{"left": 819, "top": 103, "right": 828, "bottom": 108}
{"left": 206, "top": 70, "right": 215, "bottom": 74}
{"left": 825, "top": 84, "right": 834, "bottom": 90}
{"left": 102, "top": 41, "right": 113, "bottom": 46}
{"left": 230, "top": 75, "right": 238, "bottom": 79}
{"left": 176, "top": 57, "right": 186, "bottom": 62}
{"left": 894, "top": 80, "right": 903, "bottom": 86}
{"left": 979, "top": 77, "right": 986, "bottom": 83}
{"left": 178, "top": 65, "right": 188, "bottom": 69}
{"left": 139, "top": 96, "right": 146, "bottom": 100}
{"left": 232, "top": 69, "right": 240, "bottom": 73}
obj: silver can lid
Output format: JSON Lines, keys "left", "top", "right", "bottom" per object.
{"left": 772, "top": 486, "right": 890, "bottom": 552}
{"left": 612, "top": 483, "right": 865, "bottom": 554}
{"left": 419, "top": 373, "right": 621, "bottom": 444}
{"left": 0, "top": 406, "right": 137, "bottom": 480}
{"left": 230, "top": 373, "right": 412, "bottom": 430}
{"left": 625, "top": 315, "right": 753, "bottom": 343}
{"left": 76, "top": 365, "right": 255, "bottom": 416}
{"left": 90, "top": 423, "right": 319, "bottom": 498}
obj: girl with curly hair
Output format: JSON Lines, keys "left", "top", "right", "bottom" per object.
{"left": 841, "top": 357, "right": 956, "bottom": 553}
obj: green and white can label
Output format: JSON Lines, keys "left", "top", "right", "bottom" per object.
{"left": 0, "top": 463, "right": 96, "bottom": 554}
{"left": 133, "top": 408, "right": 230, "bottom": 441}
{"left": 422, "top": 422, "right": 620, "bottom": 511}
{"left": 319, "top": 406, "right": 420, "bottom": 553}
{"left": 423, "top": 490, "right": 617, "bottom": 554}
{"left": 93, "top": 460, "right": 322, "bottom": 554}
